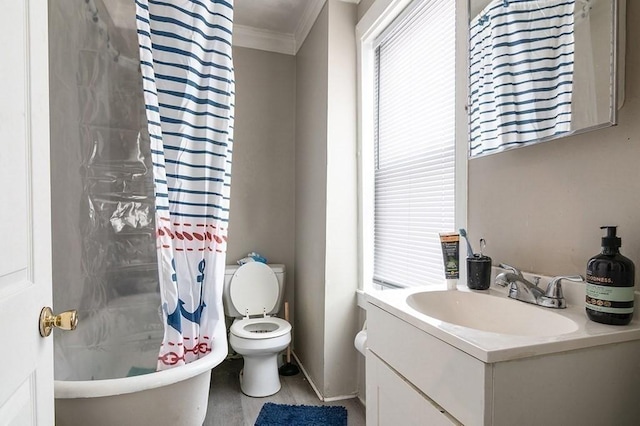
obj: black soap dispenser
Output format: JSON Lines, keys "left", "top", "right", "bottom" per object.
{"left": 586, "top": 226, "right": 635, "bottom": 325}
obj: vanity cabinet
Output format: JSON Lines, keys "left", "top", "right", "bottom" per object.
{"left": 367, "top": 352, "right": 459, "bottom": 426}
{"left": 366, "top": 304, "right": 487, "bottom": 425}
{"left": 366, "top": 302, "right": 640, "bottom": 425}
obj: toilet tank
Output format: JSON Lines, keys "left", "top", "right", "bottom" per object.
{"left": 223, "top": 263, "right": 285, "bottom": 318}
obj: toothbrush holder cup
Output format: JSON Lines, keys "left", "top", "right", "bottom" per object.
{"left": 467, "top": 255, "right": 492, "bottom": 290}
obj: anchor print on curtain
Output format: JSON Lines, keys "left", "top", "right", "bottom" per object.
{"left": 135, "top": 0, "right": 235, "bottom": 369}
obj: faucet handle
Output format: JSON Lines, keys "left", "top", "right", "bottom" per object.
{"left": 545, "top": 275, "right": 584, "bottom": 298}
{"left": 499, "top": 263, "right": 523, "bottom": 277}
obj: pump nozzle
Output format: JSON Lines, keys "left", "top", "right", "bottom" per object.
{"left": 600, "top": 226, "right": 621, "bottom": 249}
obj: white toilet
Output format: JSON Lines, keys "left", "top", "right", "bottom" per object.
{"left": 223, "top": 262, "right": 291, "bottom": 397}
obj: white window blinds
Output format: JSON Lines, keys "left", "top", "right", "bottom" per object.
{"left": 373, "top": 0, "right": 456, "bottom": 288}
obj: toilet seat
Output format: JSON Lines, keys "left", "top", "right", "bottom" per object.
{"left": 230, "top": 317, "right": 291, "bottom": 340}
{"left": 230, "top": 262, "right": 279, "bottom": 317}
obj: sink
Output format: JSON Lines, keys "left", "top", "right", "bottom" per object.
{"left": 406, "top": 290, "right": 579, "bottom": 337}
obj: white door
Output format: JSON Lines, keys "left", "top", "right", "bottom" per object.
{"left": 0, "top": 1, "right": 54, "bottom": 425}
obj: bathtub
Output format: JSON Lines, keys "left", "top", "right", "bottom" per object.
{"left": 54, "top": 294, "right": 227, "bottom": 426}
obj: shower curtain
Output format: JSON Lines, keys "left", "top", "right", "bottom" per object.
{"left": 469, "top": 0, "right": 575, "bottom": 156}
{"left": 135, "top": 0, "right": 235, "bottom": 369}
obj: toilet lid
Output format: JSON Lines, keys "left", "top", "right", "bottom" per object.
{"left": 230, "top": 317, "right": 291, "bottom": 340}
{"left": 230, "top": 262, "right": 279, "bottom": 317}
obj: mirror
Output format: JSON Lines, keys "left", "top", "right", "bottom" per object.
{"left": 468, "top": 0, "right": 623, "bottom": 158}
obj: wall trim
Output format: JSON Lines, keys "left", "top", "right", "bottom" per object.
{"left": 291, "top": 351, "right": 359, "bottom": 402}
{"left": 291, "top": 351, "right": 324, "bottom": 401}
{"left": 233, "top": 0, "right": 361, "bottom": 55}
{"left": 293, "top": 0, "right": 327, "bottom": 54}
{"left": 233, "top": 24, "right": 295, "bottom": 55}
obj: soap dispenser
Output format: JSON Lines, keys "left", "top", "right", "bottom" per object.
{"left": 586, "top": 226, "right": 635, "bottom": 325}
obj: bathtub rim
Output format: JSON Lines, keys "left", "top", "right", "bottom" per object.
{"left": 54, "top": 343, "right": 227, "bottom": 399}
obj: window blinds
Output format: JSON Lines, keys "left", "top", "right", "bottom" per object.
{"left": 373, "top": 0, "right": 456, "bottom": 288}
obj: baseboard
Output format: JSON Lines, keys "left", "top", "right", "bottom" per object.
{"left": 291, "top": 350, "right": 360, "bottom": 402}
{"left": 324, "top": 393, "right": 361, "bottom": 402}
{"left": 290, "top": 351, "right": 324, "bottom": 401}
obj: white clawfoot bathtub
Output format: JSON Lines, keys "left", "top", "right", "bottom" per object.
{"left": 53, "top": 294, "right": 227, "bottom": 426}
{"left": 55, "top": 348, "right": 225, "bottom": 426}
{"left": 55, "top": 349, "right": 225, "bottom": 426}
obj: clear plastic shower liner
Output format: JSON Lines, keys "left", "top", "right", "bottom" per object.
{"left": 51, "top": 0, "right": 163, "bottom": 381}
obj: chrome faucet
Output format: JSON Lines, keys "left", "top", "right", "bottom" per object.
{"left": 495, "top": 264, "right": 583, "bottom": 309}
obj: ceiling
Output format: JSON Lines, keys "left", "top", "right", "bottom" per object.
{"left": 234, "top": 0, "right": 362, "bottom": 55}
{"left": 234, "top": 0, "right": 312, "bottom": 34}
{"left": 233, "top": 0, "right": 329, "bottom": 54}
{"left": 101, "top": 0, "right": 359, "bottom": 55}
{"left": 101, "top": 0, "right": 316, "bottom": 34}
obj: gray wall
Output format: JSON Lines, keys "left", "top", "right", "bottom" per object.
{"left": 294, "top": 3, "right": 330, "bottom": 394}
{"left": 294, "top": 0, "right": 360, "bottom": 399}
{"left": 324, "top": 0, "right": 359, "bottom": 398}
{"left": 468, "top": 3, "right": 640, "bottom": 278}
{"left": 357, "top": 0, "right": 375, "bottom": 21}
{"left": 228, "top": 46, "right": 296, "bottom": 319}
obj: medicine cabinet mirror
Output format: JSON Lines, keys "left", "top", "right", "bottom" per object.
{"left": 468, "top": 0, "right": 625, "bottom": 158}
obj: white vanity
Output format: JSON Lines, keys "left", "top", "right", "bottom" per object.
{"left": 365, "top": 273, "right": 640, "bottom": 425}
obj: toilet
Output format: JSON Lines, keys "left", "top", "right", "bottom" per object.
{"left": 223, "top": 262, "right": 291, "bottom": 397}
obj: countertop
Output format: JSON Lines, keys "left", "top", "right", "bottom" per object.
{"left": 365, "top": 270, "right": 640, "bottom": 363}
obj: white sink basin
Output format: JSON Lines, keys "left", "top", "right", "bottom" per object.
{"left": 406, "top": 290, "right": 579, "bottom": 337}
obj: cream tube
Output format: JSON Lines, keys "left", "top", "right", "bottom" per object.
{"left": 439, "top": 232, "right": 460, "bottom": 290}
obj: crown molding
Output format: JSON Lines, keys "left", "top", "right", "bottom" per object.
{"left": 293, "top": 0, "right": 327, "bottom": 54}
{"left": 293, "top": 0, "right": 361, "bottom": 53}
{"left": 233, "top": 0, "right": 361, "bottom": 56}
{"left": 233, "top": 24, "right": 296, "bottom": 55}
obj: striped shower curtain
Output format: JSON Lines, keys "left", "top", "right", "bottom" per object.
{"left": 469, "top": 0, "right": 575, "bottom": 156}
{"left": 135, "top": 0, "right": 235, "bottom": 369}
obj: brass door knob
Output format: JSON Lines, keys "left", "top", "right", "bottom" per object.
{"left": 39, "top": 307, "right": 78, "bottom": 337}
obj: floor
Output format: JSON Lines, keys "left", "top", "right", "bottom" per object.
{"left": 205, "top": 358, "right": 366, "bottom": 426}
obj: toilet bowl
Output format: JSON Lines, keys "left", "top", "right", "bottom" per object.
{"left": 224, "top": 262, "right": 291, "bottom": 397}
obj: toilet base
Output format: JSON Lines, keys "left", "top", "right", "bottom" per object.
{"left": 239, "top": 353, "right": 282, "bottom": 397}
{"left": 229, "top": 326, "right": 291, "bottom": 398}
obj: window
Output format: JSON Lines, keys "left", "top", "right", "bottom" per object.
{"left": 365, "top": 0, "right": 457, "bottom": 288}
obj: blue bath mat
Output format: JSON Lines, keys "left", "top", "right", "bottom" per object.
{"left": 255, "top": 402, "right": 347, "bottom": 426}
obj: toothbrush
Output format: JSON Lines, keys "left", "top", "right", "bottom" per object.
{"left": 459, "top": 228, "right": 474, "bottom": 258}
